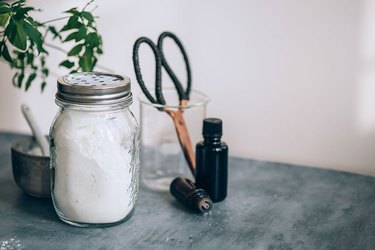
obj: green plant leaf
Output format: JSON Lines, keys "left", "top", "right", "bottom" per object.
{"left": 15, "top": 21, "right": 27, "bottom": 50}
{"left": 41, "top": 81, "right": 46, "bottom": 91}
{"left": 92, "top": 57, "right": 98, "bottom": 69}
{"left": 8, "top": 19, "right": 27, "bottom": 50}
{"left": 60, "top": 23, "right": 75, "bottom": 32}
{"left": 67, "top": 15, "right": 79, "bottom": 28}
{"left": 17, "top": 51, "right": 25, "bottom": 60}
{"left": 86, "top": 32, "right": 100, "bottom": 47}
{"left": 64, "top": 7, "right": 78, "bottom": 15}
{"left": 68, "top": 44, "right": 83, "bottom": 56}
{"left": 14, "top": 6, "right": 34, "bottom": 20}
{"left": 75, "top": 25, "right": 87, "bottom": 41}
{"left": 59, "top": 60, "right": 75, "bottom": 69}
{"left": 0, "top": 7, "right": 10, "bottom": 15}
{"left": 63, "top": 31, "right": 79, "bottom": 42}
{"left": 60, "top": 15, "right": 80, "bottom": 32}
{"left": 17, "top": 72, "right": 25, "bottom": 88}
{"left": 11, "top": 0, "right": 25, "bottom": 7}
{"left": 25, "top": 16, "right": 37, "bottom": 25}
{"left": 0, "top": 12, "right": 10, "bottom": 26}
{"left": 42, "top": 68, "right": 49, "bottom": 76}
{"left": 4, "top": 16, "right": 15, "bottom": 37}
{"left": 25, "top": 73, "right": 36, "bottom": 91}
{"left": 24, "top": 21, "right": 43, "bottom": 53}
{"left": 40, "top": 55, "right": 46, "bottom": 66}
{"left": 60, "top": 24, "right": 69, "bottom": 32}
{"left": 39, "top": 46, "right": 48, "bottom": 54}
{"left": 48, "top": 26, "right": 61, "bottom": 39}
{"left": 0, "top": 2, "right": 10, "bottom": 7}
{"left": 26, "top": 50, "right": 34, "bottom": 64}
{"left": 81, "top": 11, "right": 94, "bottom": 22}
{"left": 1, "top": 44, "right": 13, "bottom": 63}
{"left": 79, "top": 49, "right": 93, "bottom": 71}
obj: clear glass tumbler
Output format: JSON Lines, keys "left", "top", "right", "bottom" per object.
{"left": 139, "top": 89, "right": 209, "bottom": 191}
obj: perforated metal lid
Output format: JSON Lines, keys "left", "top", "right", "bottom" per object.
{"left": 56, "top": 72, "right": 132, "bottom": 105}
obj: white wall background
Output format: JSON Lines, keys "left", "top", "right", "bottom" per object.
{"left": 1, "top": 0, "right": 375, "bottom": 175}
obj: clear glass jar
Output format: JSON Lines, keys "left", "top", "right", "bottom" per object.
{"left": 49, "top": 72, "right": 140, "bottom": 227}
{"left": 139, "top": 89, "right": 209, "bottom": 191}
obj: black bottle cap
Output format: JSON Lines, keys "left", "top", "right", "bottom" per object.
{"left": 203, "top": 118, "right": 222, "bottom": 137}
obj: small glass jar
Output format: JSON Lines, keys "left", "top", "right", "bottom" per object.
{"left": 139, "top": 89, "right": 209, "bottom": 191}
{"left": 49, "top": 72, "right": 140, "bottom": 227}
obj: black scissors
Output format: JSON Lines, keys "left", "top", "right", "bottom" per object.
{"left": 132, "top": 31, "right": 196, "bottom": 175}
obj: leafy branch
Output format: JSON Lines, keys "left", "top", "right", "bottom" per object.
{"left": 0, "top": 0, "right": 103, "bottom": 91}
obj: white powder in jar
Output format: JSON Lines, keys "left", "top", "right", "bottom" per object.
{"left": 52, "top": 109, "right": 138, "bottom": 224}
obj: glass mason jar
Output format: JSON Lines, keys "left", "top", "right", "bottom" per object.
{"left": 49, "top": 72, "right": 140, "bottom": 227}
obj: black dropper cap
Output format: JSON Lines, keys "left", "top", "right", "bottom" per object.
{"left": 203, "top": 118, "right": 222, "bottom": 137}
{"left": 170, "top": 177, "right": 213, "bottom": 214}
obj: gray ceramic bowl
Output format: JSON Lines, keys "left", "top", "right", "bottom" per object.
{"left": 11, "top": 136, "right": 51, "bottom": 198}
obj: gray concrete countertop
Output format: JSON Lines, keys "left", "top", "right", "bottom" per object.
{"left": 0, "top": 132, "right": 374, "bottom": 249}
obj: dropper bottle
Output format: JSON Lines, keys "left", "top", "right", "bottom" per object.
{"left": 170, "top": 177, "right": 213, "bottom": 214}
{"left": 195, "top": 118, "right": 228, "bottom": 202}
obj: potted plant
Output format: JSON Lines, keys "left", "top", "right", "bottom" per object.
{"left": 0, "top": 0, "right": 103, "bottom": 91}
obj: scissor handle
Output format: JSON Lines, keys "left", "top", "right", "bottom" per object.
{"left": 132, "top": 37, "right": 166, "bottom": 105}
{"left": 158, "top": 32, "right": 192, "bottom": 101}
